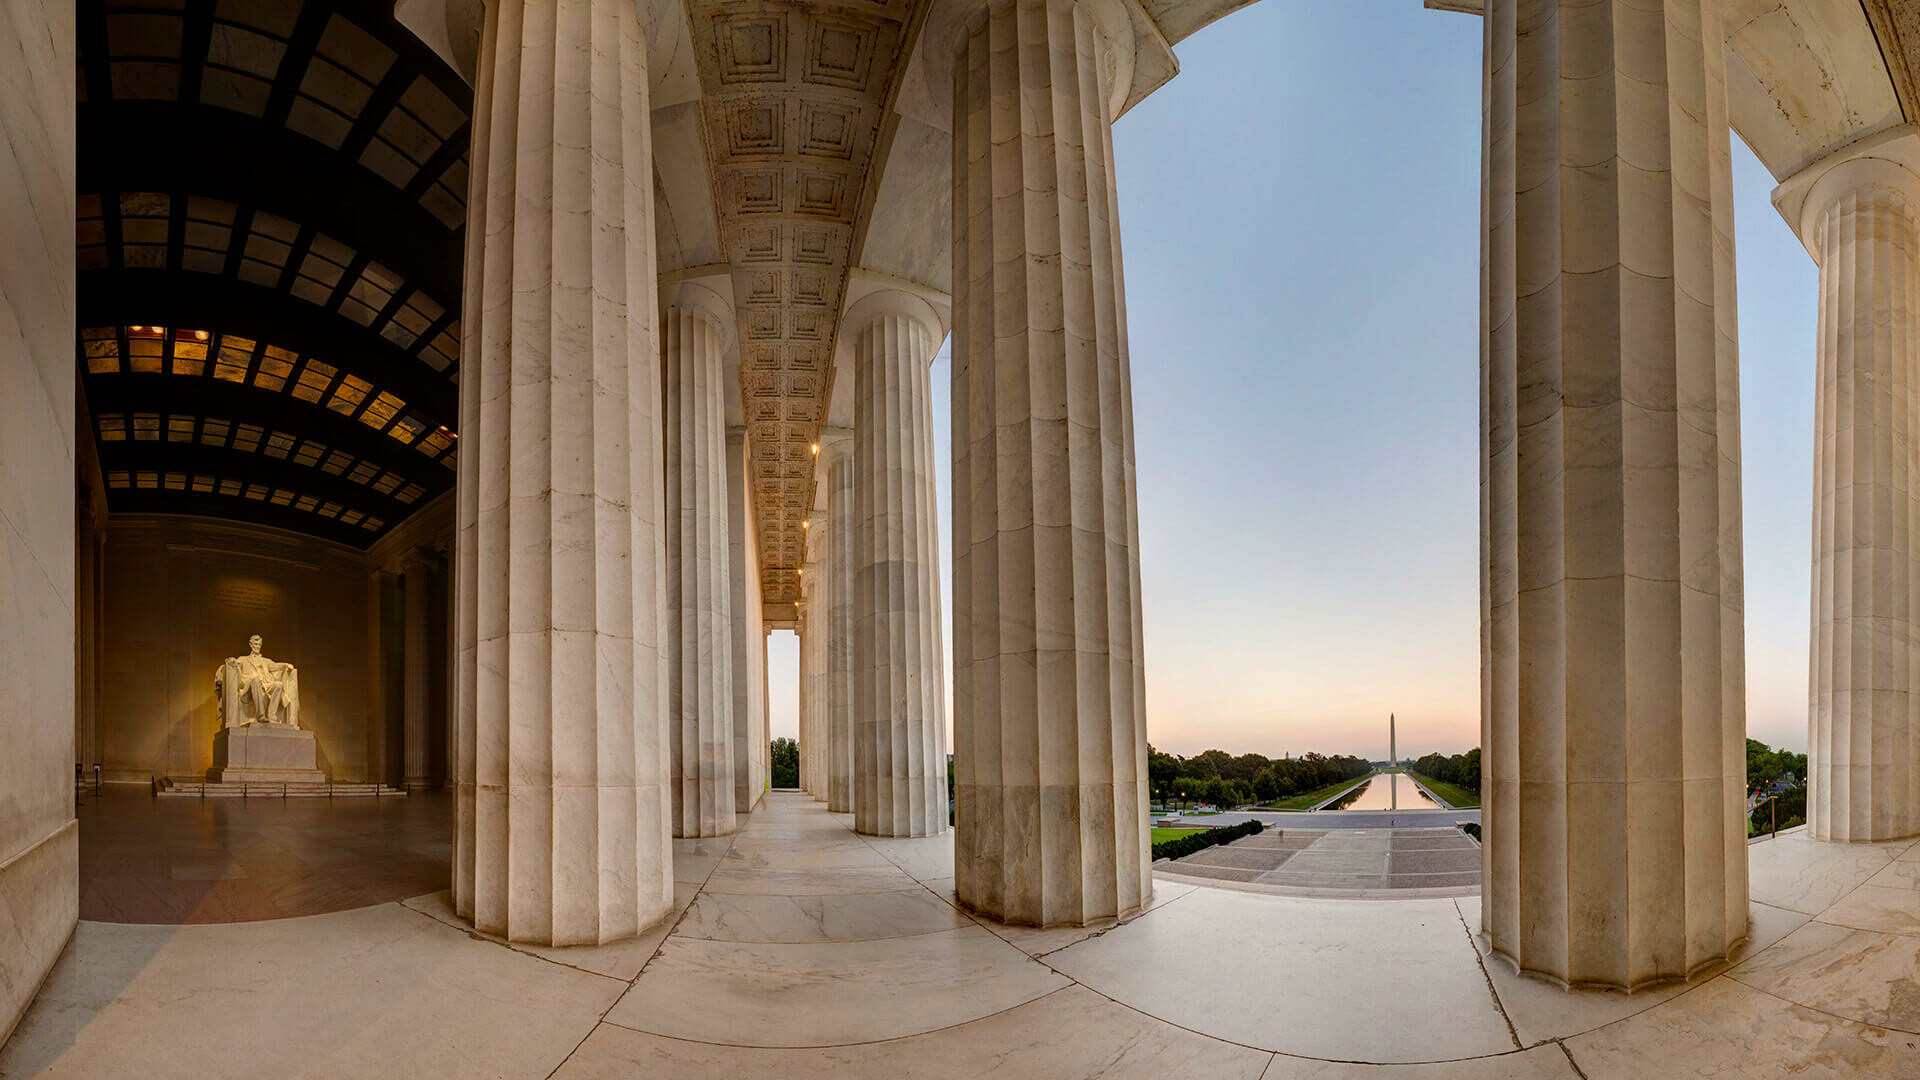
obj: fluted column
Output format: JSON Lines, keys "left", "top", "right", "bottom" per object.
{"left": 805, "top": 524, "right": 830, "bottom": 802}
{"left": 1480, "top": 0, "right": 1747, "bottom": 987}
{"left": 1803, "top": 155, "right": 1920, "bottom": 842}
{"left": 725, "top": 426, "right": 768, "bottom": 810}
{"left": 663, "top": 284, "right": 738, "bottom": 837}
{"left": 951, "top": 0, "right": 1144, "bottom": 922}
{"left": 798, "top": 569, "right": 822, "bottom": 798}
{"left": 850, "top": 304, "right": 948, "bottom": 839}
{"left": 796, "top": 598, "right": 811, "bottom": 794}
{"left": 454, "top": 0, "right": 670, "bottom": 945}
{"left": 403, "top": 550, "right": 433, "bottom": 789}
{"left": 822, "top": 433, "right": 857, "bottom": 813}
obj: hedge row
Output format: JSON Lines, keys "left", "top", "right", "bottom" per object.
{"left": 1154, "top": 819, "right": 1264, "bottom": 861}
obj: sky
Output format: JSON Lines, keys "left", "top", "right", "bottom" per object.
{"left": 770, "top": 2, "right": 1822, "bottom": 762}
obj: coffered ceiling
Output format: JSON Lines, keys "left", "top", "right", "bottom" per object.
{"left": 76, "top": 0, "right": 468, "bottom": 548}
{"left": 686, "top": 0, "right": 930, "bottom": 605}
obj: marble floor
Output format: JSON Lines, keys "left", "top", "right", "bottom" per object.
{"left": 5, "top": 794, "right": 1920, "bottom": 1076}
{"left": 74, "top": 785, "right": 449, "bottom": 923}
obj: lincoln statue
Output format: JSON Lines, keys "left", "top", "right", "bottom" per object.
{"left": 216, "top": 635, "right": 301, "bottom": 730}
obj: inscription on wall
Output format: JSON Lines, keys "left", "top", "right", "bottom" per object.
{"left": 211, "top": 583, "right": 277, "bottom": 613}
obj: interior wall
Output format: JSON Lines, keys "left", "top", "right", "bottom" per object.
{"left": 0, "top": 0, "right": 78, "bottom": 1045}
{"left": 99, "top": 516, "right": 373, "bottom": 782}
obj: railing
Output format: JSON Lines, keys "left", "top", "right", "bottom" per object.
{"left": 1752, "top": 794, "right": 1781, "bottom": 840}
{"left": 75, "top": 763, "right": 103, "bottom": 807}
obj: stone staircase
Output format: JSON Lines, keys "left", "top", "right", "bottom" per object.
{"left": 154, "top": 776, "right": 409, "bottom": 798}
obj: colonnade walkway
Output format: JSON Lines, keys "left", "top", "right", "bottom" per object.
{"left": 3, "top": 793, "right": 1917, "bottom": 1076}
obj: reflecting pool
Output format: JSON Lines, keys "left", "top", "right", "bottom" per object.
{"left": 1334, "top": 774, "right": 1436, "bottom": 811}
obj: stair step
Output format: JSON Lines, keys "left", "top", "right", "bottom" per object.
{"left": 153, "top": 777, "right": 411, "bottom": 798}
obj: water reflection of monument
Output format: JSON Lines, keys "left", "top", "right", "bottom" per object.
{"left": 210, "top": 635, "right": 324, "bottom": 783}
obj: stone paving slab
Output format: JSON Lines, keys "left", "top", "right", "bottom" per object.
{"left": 1390, "top": 831, "right": 1478, "bottom": 851}
{"left": 1231, "top": 833, "right": 1322, "bottom": 850}
{"left": 1257, "top": 871, "right": 1391, "bottom": 889}
{"left": 1391, "top": 849, "right": 1481, "bottom": 874}
{"left": 1161, "top": 863, "right": 1264, "bottom": 883}
{"left": 1397, "top": 864, "right": 1482, "bottom": 883}
{"left": 1181, "top": 848, "right": 1292, "bottom": 871}
{"left": 1169, "top": 824, "right": 1482, "bottom": 897}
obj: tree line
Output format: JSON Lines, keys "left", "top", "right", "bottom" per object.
{"left": 1747, "top": 738, "right": 1807, "bottom": 834}
{"left": 1147, "top": 747, "right": 1372, "bottom": 808}
{"left": 771, "top": 736, "right": 798, "bottom": 788}
{"left": 1407, "top": 749, "right": 1481, "bottom": 793}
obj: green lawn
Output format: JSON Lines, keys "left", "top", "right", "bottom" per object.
{"left": 1151, "top": 827, "right": 1205, "bottom": 845}
{"left": 1407, "top": 772, "right": 1481, "bottom": 809}
{"left": 1254, "top": 773, "right": 1374, "bottom": 812}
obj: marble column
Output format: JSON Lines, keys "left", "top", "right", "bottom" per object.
{"left": 0, "top": 0, "right": 77, "bottom": 1041}
{"left": 849, "top": 303, "right": 948, "bottom": 838}
{"left": 402, "top": 550, "right": 433, "bottom": 789}
{"left": 1479, "top": 0, "right": 1747, "bottom": 987}
{"left": 368, "top": 569, "right": 402, "bottom": 785}
{"left": 951, "top": 0, "right": 1145, "bottom": 921}
{"left": 796, "top": 585, "right": 816, "bottom": 797}
{"left": 1803, "top": 155, "right": 1920, "bottom": 842}
{"left": 796, "top": 593, "right": 807, "bottom": 794}
{"left": 725, "top": 426, "right": 768, "bottom": 809}
{"left": 822, "top": 432, "right": 857, "bottom": 814}
{"left": 663, "top": 284, "right": 738, "bottom": 836}
{"left": 805, "top": 527, "right": 830, "bottom": 802}
{"left": 453, "top": 0, "right": 672, "bottom": 946}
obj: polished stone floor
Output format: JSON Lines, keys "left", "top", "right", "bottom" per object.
{"left": 74, "top": 786, "right": 448, "bottom": 923}
{"left": 5, "top": 794, "right": 1920, "bottom": 1076}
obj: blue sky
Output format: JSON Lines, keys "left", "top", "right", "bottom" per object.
{"left": 770, "top": 2, "right": 1821, "bottom": 761}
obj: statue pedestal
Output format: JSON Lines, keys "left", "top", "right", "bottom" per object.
{"left": 210, "top": 725, "right": 325, "bottom": 783}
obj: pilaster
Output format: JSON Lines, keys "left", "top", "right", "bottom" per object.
{"left": 401, "top": 548, "right": 435, "bottom": 789}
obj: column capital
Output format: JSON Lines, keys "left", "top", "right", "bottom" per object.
{"left": 400, "top": 546, "right": 439, "bottom": 573}
{"left": 660, "top": 272, "right": 736, "bottom": 356}
{"left": 839, "top": 282, "right": 947, "bottom": 352}
{"left": 923, "top": 0, "right": 1174, "bottom": 122}
{"left": 1774, "top": 124, "right": 1920, "bottom": 259}
{"left": 816, "top": 425, "right": 853, "bottom": 466}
